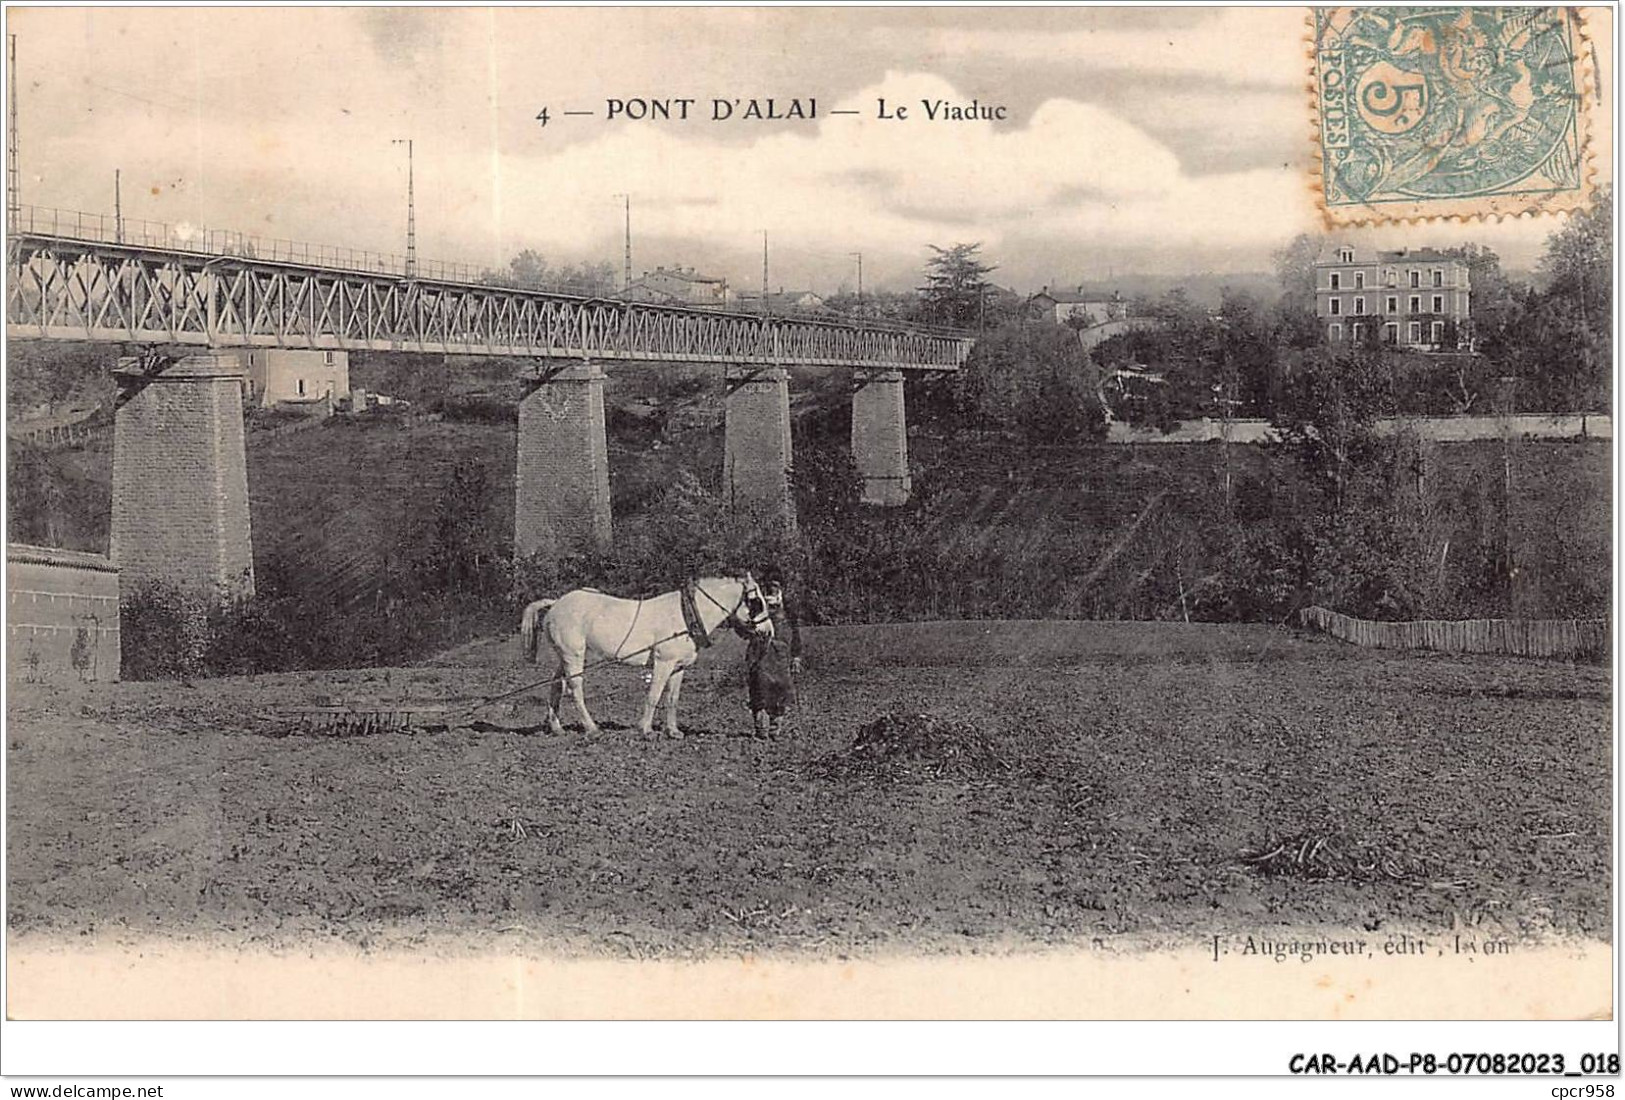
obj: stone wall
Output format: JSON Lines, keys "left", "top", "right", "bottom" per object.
{"left": 851, "top": 369, "right": 910, "bottom": 505}
{"left": 110, "top": 354, "right": 254, "bottom": 597}
{"left": 723, "top": 366, "right": 793, "bottom": 522}
{"left": 514, "top": 364, "right": 612, "bottom": 560}
{"left": 7, "top": 544, "right": 121, "bottom": 682}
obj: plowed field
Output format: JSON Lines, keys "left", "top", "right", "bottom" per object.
{"left": 6, "top": 622, "right": 1611, "bottom": 959}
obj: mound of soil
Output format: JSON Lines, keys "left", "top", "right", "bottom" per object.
{"left": 813, "top": 711, "right": 1011, "bottom": 781}
{"left": 1239, "top": 829, "right": 1429, "bottom": 883}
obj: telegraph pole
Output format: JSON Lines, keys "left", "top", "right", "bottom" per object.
{"left": 760, "top": 230, "right": 769, "bottom": 315}
{"left": 612, "top": 193, "right": 632, "bottom": 290}
{"left": 114, "top": 168, "right": 123, "bottom": 242}
{"left": 8, "top": 33, "right": 18, "bottom": 228}
{"left": 850, "top": 251, "right": 863, "bottom": 316}
{"left": 392, "top": 138, "right": 416, "bottom": 277}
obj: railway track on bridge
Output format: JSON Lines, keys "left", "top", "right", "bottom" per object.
{"left": 6, "top": 206, "right": 972, "bottom": 371}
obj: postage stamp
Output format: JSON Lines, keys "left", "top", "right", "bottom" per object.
{"left": 1312, "top": 7, "right": 1596, "bottom": 225}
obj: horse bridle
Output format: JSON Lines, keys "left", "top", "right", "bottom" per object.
{"left": 692, "top": 575, "right": 774, "bottom": 638}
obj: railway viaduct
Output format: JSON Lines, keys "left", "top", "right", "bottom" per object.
{"left": 7, "top": 208, "right": 973, "bottom": 599}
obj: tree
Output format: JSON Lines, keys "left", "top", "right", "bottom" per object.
{"left": 482, "top": 250, "right": 616, "bottom": 295}
{"left": 1533, "top": 186, "right": 1612, "bottom": 411}
{"left": 1272, "top": 349, "right": 1393, "bottom": 519}
{"left": 1216, "top": 288, "right": 1282, "bottom": 417}
{"left": 918, "top": 243, "right": 997, "bottom": 329}
{"left": 1438, "top": 243, "right": 1521, "bottom": 357}
{"left": 1491, "top": 187, "right": 1613, "bottom": 413}
{"left": 1272, "top": 232, "right": 1326, "bottom": 299}
{"left": 1265, "top": 349, "right": 1430, "bottom": 617}
{"left": 949, "top": 322, "right": 1105, "bottom": 443}
{"left": 822, "top": 288, "right": 925, "bottom": 325}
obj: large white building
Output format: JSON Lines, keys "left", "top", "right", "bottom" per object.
{"left": 1315, "top": 245, "right": 1471, "bottom": 350}
{"left": 242, "top": 350, "right": 350, "bottom": 407}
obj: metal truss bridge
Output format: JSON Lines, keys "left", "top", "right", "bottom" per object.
{"left": 6, "top": 207, "right": 971, "bottom": 371}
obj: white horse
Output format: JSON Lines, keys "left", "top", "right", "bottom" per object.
{"left": 519, "top": 574, "right": 774, "bottom": 738}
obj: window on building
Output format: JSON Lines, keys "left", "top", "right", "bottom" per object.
{"left": 1432, "top": 295, "right": 1443, "bottom": 313}
{"left": 1328, "top": 322, "right": 1343, "bottom": 342}
{"left": 1431, "top": 321, "right": 1445, "bottom": 345}
{"left": 1384, "top": 323, "right": 1398, "bottom": 344}
{"left": 1329, "top": 299, "right": 1341, "bottom": 316}
{"left": 1330, "top": 272, "right": 1341, "bottom": 290}
{"left": 325, "top": 351, "right": 335, "bottom": 364}
{"left": 1354, "top": 296, "right": 1366, "bottom": 315}
{"left": 1409, "top": 295, "right": 1421, "bottom": 313}
{"left": 1354, "top": 272, "right": 1365, "bottom": 289}
{"left": 1386, "top": 296, "right": 1398, "bottom": 313}
{"left": 1339, "top": 248, "right": 1354, "bottom": 263}
{"left": 1432, "top": 269, "right": 1443, "bottom": 288}
{"left": 1408, "top": 321, "right": 1421, "bottom": 343}
{"left": 1351, "top": 323, "right": 1364, "bottom": 343}
{"left": 297, "top": 378, "right": 306, "bottom": 396}
{"left": 1409, "top": 270, "right": 1420, "bottom": 288}
{"left": 1385, "top": 268, "right": 1397, "bottom": 286}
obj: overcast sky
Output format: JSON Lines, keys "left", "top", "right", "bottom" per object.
{"left": 11, "top": 7, "right": 1614, "bottom": 293}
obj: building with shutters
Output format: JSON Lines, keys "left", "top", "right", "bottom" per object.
{"left": 1315, "top": 245, "right": 1471, "bottom": 350}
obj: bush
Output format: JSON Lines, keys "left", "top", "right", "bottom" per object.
{"left": 120, "top": 583, "right": 212, "bottom": 680}
{"left": 930, "top": 322, "right": 1106, "bottom": 443}
{"left": 433, "top": 394, "right": 515, "bottom": 424}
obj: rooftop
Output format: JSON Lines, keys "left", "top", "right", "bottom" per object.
{"left": 1317, "top": 244, "right": 1468, "bottom": 266}
{"left": 1033, "top": 287, "right": 1125, "bottom": 304}
{"left": 644, "top": 265, "right": 725, "bottom": 284}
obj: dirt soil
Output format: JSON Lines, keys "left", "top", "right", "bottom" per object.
{"left": 6, "top": 621, "right": 1612, "bottom": 959}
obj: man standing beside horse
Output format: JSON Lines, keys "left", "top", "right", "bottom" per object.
{"left": 744, "top": 567, "right": 803, "bottom": 739}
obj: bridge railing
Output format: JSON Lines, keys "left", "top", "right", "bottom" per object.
{"left": 9, "top": 203, "right": 974, "bottom": 345}
{"left": 7, "top": 204, "right": 591, "bottom": 291}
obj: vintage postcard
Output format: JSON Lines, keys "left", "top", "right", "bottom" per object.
{"left": 2, "top": 3, "right": 1617, "bottom": 1075}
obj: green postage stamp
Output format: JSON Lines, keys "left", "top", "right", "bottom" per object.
{"left": 1313, "top": 7, "right": 1596, "bottom": 224}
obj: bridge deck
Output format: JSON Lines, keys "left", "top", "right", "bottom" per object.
{"left": 6, "top": 232, "right": 970, "bottom": 371}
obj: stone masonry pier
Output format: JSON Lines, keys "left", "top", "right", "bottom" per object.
{"left": 110, "top": 353, "right": 254, "bottom": 599}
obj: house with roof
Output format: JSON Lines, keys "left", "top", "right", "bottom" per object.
{"left": 615, "top": 265, "right": 729, "bottom": 308}
{"left": 1315, "top": 244, "right": 1471, "bottom": 350}
{"left": 733, "top": 288, "right": 826, "bottom": 314}
{"left": 1029, "top": 287, "right": 1129, "bottom": 327}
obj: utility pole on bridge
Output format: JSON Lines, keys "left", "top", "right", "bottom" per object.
{"left": 391, "top": 138, "right": 416, "bottom": 278}
{"left": 612, "top": 192, "right": 631, "bottom": 290}
{"left": 8, "top": 34, "right": 18, "bottom": 229}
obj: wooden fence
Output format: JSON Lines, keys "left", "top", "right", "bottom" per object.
{"left": 1298, "top": 605, "right": 1609, "bottom": 661}
{"left": 10, "top": 420, "right": 110, "bottom": 449}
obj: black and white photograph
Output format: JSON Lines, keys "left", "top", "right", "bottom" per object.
{"left": 1, "top": 2, "right": 1618, "bottom": 1082}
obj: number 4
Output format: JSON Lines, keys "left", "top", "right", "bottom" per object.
{"left": 535, "top": 108, "right": 550, "bottom": 127}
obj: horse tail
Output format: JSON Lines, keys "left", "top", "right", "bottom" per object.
{"left": 519, "top": 599, "right": 557, "bottom": 663}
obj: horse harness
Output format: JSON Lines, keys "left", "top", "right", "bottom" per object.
{"left": 685, "top": 577, "right": 768, "bottom": 647}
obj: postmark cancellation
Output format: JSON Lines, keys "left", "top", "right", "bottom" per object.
{"left": 1312, "top": 7, "right": 1596, "bottom": 225}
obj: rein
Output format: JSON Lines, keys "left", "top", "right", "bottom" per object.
{"left": 469, "top": 578, "right": 761, "bottom": 721}
{"left": 461, "top": 626, "right": 691, "bottom": 718}
{"left": 688, "top": 577, "right": 758, "bottom": 643}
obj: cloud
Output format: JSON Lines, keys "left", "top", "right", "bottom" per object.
{"left": 496, "top": 71, "right": 1314, "bottom": 282}
{"left": 917, "top": 9, "right": 1313, "bottom": 90}
{"left": 11, "top": 8, "right": 1587, "bottom": 289}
